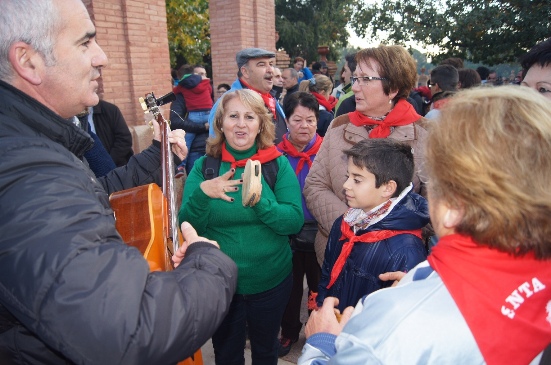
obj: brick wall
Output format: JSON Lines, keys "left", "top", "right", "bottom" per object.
{"left": 210, "top": 0, "right": 277, "bottom": 89}
{"left": 84, "top": 0, "right": 172, "bottom": 127}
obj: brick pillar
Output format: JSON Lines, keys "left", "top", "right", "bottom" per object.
{"left": 84, "top": 0, "right": 172, "bottom": 127}
{"left": 209, "top": 0, "right": 277, "bottom": 89}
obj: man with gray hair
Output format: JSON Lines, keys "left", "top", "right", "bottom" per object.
{"left": 208, "top": 47, "right": 287, "bottom": 143}
{"left": 0, "top": 0, "right": 237, "bottom": 363}
{"left": 282, "top": 67, "right": 300, "bottom": 107}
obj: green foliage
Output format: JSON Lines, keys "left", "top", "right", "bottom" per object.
{"left": 351, "top": 0, "right": 551, "bottom": 66}
{"left": 165, "top": 0, "right": 210, "bottom": 67}
{"left": 275, "top": 0, "right": 355, "bottom": 66}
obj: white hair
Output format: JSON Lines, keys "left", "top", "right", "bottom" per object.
{"left": 0, "top": 0, "right": 61, "bottom": 81}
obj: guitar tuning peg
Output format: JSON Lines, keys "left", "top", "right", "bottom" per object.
{"left": 138, "top": 97, "right": 148, "bottom": 112}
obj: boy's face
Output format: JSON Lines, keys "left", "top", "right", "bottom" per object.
{"left": 343, "top": 159, "right": 393, "bottom": 212}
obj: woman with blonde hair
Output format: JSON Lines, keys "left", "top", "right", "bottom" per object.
{"left": 304, "top": 45, "right": 428, "bottom": 266}
{"left": 179, "top": 89, "right": 304, "bottom": 364}
{"left": 300, "top": 86, "right": 551, "bottom": 364}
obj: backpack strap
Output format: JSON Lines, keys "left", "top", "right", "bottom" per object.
{"left": 202, "top": 155, "right": 221, "bottom": 181}
{"left": 202, "top": 155, "right": 279, "bottom": 192}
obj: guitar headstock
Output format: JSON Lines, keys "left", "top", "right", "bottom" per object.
{"left": 139, "top": 92, "right": 176, "bottom": 125}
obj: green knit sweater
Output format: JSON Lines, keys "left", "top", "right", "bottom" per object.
{"left": 178, "top": 143, "right": 304, "bottom": 294}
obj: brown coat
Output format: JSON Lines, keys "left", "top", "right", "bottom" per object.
{"left": 303, "top": 113, "right": 429, "bottom": 265}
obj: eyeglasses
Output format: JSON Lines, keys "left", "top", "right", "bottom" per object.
{"left": 427, "top": 80, "right": 436, "bottom": 86}
{"left": 351, "top": 76, "right": 387, "bottom": 86}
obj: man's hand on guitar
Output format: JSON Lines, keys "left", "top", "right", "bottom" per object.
{"left": 168, "top": 129, "right": 187, "bottom": 161}
{"left": 149, "top": 119, "right": 188, "bottom": 161}
{"left": 172, "top": 222, "right": 220, "bottom": 268}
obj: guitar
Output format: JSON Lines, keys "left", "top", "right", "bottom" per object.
{"left": 109, "top": 91, "right": 202, "bottom": 365}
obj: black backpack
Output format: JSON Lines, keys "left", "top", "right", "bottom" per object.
{"left": 201, "top": 155, "right": 279, "bottom": 191}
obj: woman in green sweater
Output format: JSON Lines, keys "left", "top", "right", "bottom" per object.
{"left": 179, "top": 89, "right": 304, "bottom": 364}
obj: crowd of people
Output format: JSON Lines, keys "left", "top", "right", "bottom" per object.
{"left": 1, "top": 0, "right": 551, "bottom": 364}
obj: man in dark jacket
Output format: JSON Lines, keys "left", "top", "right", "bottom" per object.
{"left": 0, "top": 0, "right": 237, "bottom": 364}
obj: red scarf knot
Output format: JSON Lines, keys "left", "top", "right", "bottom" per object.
{"left": 221, "top": 142, "right": 281, "bottom": 169}
{"left": 311, "top": 91, "right": 337, "bottom": 112}
{"left": 348, "top": 99, "right": 420, "bottom": 138}
{"left": 277, "top": 133, "right": 322, "bottom": 175}
{"left": 326, "top": 218, "right": 422, "bottom": 288}
{"left": 239, "top": 79, "right": 277, "bottom": 118}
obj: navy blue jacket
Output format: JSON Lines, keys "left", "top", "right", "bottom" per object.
{"left": 317, "top": 190, "right": 429, "bottom": 311}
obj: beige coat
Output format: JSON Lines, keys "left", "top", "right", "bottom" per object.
{"left": 303, "top": 113, "right": 429, "bottom": 265}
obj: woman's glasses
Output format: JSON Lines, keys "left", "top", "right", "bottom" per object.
{"left": 351, "top": 76, "right": 387, "bottom": 86}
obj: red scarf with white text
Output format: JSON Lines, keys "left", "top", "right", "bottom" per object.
{"left": 428, "top": 234, "right": 551, "bottom": 365}
{"left": 327, "top": 218, "right": 422, "bottom": 288}
{"left": 240, "top": 79, "right": 277, "bottom": 117}
{"left": 348, "top": 99, "right": 420, "bottom": 138}
{"left": 277, "top": 133, "right": 322, "bottom": 175}
{"left": 311, "top": 91, "right": 337, "bottom": 112}
{"left": 221, "top": 142, "right": 281, "bottom": 169}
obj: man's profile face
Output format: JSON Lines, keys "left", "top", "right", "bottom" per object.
{"left": 194, "top": 67, "right": 207, "bottom": 78}
{"left": 272, "top": 68, "right": 283, "bottom": 87}
{"left": 282, "top": 69, "right": 297, "bottom": 90}
{"left": 39, "top": 0, "right": 108, "bottom": 118}
{"left": 241, "top": 57, "right": 275, "bottom": 93}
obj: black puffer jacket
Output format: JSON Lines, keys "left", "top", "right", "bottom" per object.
{"left": 0, "top": 80, "right": 237, "bottom": 364}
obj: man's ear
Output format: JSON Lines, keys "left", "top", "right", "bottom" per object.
{"left": 240, "top": 65, "right": 250, "bottom": 80}
{"left": 382, "top": 180, "right": 397, "bottom": 198}
{"left": 9, "top": 42, "right": 44, "bottom": 85}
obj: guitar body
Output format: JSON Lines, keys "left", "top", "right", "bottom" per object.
{"left": 110, "top": 183, "right": 171, "bottom": 272}
{"left": 110, "top": 185, "right": 204, "bottom": 364}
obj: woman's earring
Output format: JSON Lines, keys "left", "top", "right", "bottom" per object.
{"left": 220, "top": 127, "right": 223, "bottom": 132}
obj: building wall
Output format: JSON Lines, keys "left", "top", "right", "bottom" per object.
{"left": 84, "top": 0, "right": 172, "bottom": 126}
{"left": 209, "top": 0, "right": 277, "bottom": 88}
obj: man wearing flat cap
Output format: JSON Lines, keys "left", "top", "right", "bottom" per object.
{"left": 209, "top": 48, "right": 287, "bottom": 143}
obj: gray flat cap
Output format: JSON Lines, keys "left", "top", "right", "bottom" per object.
{"left": 236, "top": 48, "right": 276, "bottom": 69}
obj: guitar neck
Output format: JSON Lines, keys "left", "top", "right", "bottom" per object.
{"left": 160, "top": 114, "right": 180, "bottom": 253}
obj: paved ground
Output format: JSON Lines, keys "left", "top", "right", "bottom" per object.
{"left": 200, "top": 283, "right": 310, "bottom": 365}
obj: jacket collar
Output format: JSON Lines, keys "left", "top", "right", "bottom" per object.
{"left": 0, "top": 80, "right": 94, "bottom": 158}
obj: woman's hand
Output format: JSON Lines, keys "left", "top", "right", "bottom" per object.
{"left": 172, "top": 222, "right": 219, "bottom": 268}
{"left": 200, "top": 168, "right": 242, "bottom": 202}
{"left": 305, "top": 297, "right": 354, "bottom": 339}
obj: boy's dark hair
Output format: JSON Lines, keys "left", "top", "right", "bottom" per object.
{"left": 343, "top": 139, "right": 414, "bottom": 198}
{"left": 177, "top": 64, "right": 194, "bottom": 79}
{"left": 430, "top": 64, "right": 459, "bottom": 91}
{"left": 283, "top": 91, "right": 319, "bottom": 121}
{"left": 217, "top": 83, "right": 231, "bottom": 91}
{"left": 345, "top": 52, "right": 357, "bottom": 74}
{"left": 520, "top": 38, "right": 551, "bottom": 77}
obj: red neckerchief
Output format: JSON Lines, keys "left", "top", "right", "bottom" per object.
{"left": 327, "top": 218, "right": 422, "bottom": 288}
{"left": 348, "top": 99, "right": 420, "bottom": 138}
{"left": 428, "top": 234, "right": 551, "bottom": 365}
{"left": 221, "top": 142, "right": 281, "bottom": 169}
{"left": 277, "top": 133, "right": 322, "bottom": 175}
{"left": 311, "top": 91, "right": 336, "bottom": 112}
{"left": 239, "top": 79, "right": 277, "bottom": 117}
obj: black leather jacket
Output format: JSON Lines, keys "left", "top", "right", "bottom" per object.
{"left": 0, "top": 80, "right": 237, "bottom": 364}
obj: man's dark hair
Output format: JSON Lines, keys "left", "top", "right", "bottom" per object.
{"left": 520, "top": 38, "right": 551, "bottom": 79}
{"left": 345, "top": 52, "right": 357, "bottom": 74}
{"left": 343, "top": 139, "right": 414, "bottom": 197}
{"left": 217, "top": 83, "right": 231, "bottom": 91}
{"left": 458, "top": 68, "right": 481, "bottom": 89}
{"left": 439, "top": 57, "right": 464, "bottom": 69}
{"left": 430, "top": 64, "right": 459, "bottom": 91}
{"left": 312, "top": 62, "right": 322, "bottom": 72}
{"left": 476, "top": 66, "right": 490, "bottom": 81}
{"left": 283, "top": 91, "right": 319, "bottom": 121}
